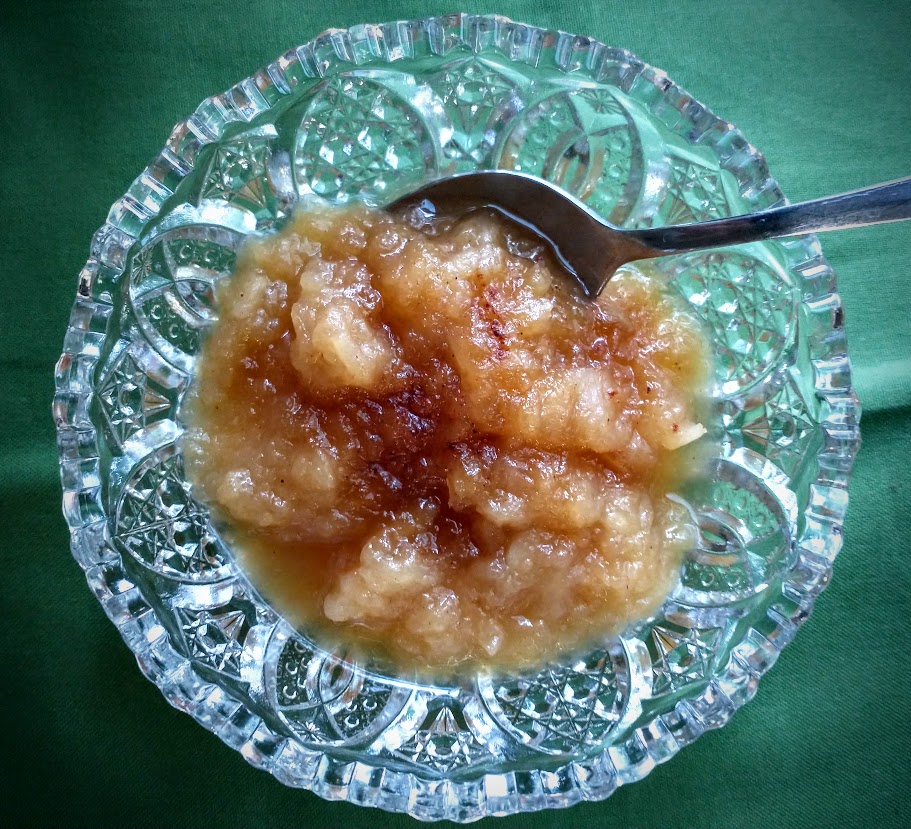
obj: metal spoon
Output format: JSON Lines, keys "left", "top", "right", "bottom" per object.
{"left": 391, "top": 170, "right": 911, "bottom": 296}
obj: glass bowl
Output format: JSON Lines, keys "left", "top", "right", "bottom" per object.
{"left": 53, "top": 13, "right": 860, "bottom": 822}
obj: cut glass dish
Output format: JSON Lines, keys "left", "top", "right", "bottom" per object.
{"left": 53, "top": 13, "right": 860, "bottom": 822}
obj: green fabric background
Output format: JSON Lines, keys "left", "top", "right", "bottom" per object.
{"left": 2, "top": 1, "right": 910, "bottom": 826}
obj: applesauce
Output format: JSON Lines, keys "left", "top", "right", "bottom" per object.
{"left": 182, "top": 203, "right": 710, "bottom": 674}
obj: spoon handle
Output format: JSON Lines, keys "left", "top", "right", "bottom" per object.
{"left": 631, "top": 175, "right": 911, "bottom": 252}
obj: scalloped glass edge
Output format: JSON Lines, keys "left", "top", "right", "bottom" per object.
{"left": 53, "top": 13, "right": 861, "bottom": 822}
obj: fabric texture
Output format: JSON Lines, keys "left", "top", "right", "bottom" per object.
{"left": 1, "top": 1, "right": 909, "bottom": 826}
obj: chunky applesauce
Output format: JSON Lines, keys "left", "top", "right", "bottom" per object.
{"left": 183, "top": 204, "right": 709, "bottom": 673}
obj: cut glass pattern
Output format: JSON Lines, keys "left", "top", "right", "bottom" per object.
{"left": 54, "top": 14, "right": 860, "bottom": 822}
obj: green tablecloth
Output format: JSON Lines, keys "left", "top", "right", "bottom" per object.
{"left": 3, "top": 1, "right": 910, "bottom": 826}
